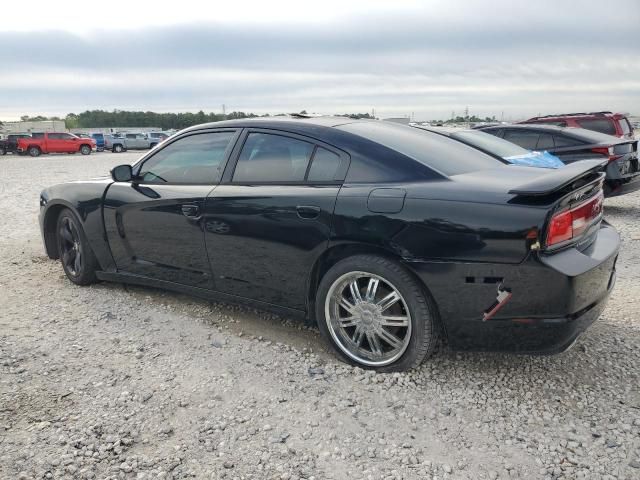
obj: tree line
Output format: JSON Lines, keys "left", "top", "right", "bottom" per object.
{"left": 17, "top": 110, "right": 376, "bottom": 130}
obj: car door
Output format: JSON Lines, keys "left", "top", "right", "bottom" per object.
{"left": 103, "top": 129, "right": 240, "bottom": 288}
{"left": 47, "top": 132, "right": 66, "bottom": 152}
{"left": 125, "top": 133, "right": 138, "bottom": 149}
{"left": 203, "top": 129, "right": 349, "bottom": 310}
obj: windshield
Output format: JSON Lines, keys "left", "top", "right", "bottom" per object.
{"left": 337, "top": 122, "right": 504, "bottom": 176}
{"left": 451, "top": 130, "right": 530, "bottom": 157}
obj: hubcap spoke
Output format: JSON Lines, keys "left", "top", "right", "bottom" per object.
{"left": 349, "top": 280, "right": 363, "bottom": 304}
{"left": 377, "top": 327, "right": 403, "bottom": 349}
{"left": 367, "top": 332, "right": 383, "bottom": 357}
{"left": 352, "top": 325, "right": 365, "bottom": 347}
{"left": 381, "top": 315, "right": 410, "bottom": 327}
{"left": 61, "top": 227, "right": 73, "bottom": 243}
{"left": 338, "top": 295, "right": 356, "bottom": 314}
{"left": 338, "top": 316, "right": 358, "bottom": 328}
{"left": 365, "top": 278, "right": 379, "bottom": 302}
{"left": 74, "top": 251, "right": 82, "bottom": 273}
{"left": 377, "top": 291, "right": 400, "bottom": 312}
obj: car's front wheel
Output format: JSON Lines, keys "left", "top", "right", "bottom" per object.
{"left": 113, "top": 144, "right": 124, "bottom": 153}
{"left": 28, "top": 146, "right": 41, "bottom": 157}
{"left": 56, "top": 209, "right": 99, "bottom": 285}
{"left": 316, "top": 255, "right": 439, "bottom": 372}
{"left": 80, "top": 144, "right": 91, "bottom": 155}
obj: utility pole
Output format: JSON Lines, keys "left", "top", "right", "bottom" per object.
{"left": 222, "top": 104, "right": 226, "bottom": 116}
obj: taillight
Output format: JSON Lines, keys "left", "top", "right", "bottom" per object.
{"left": 546, "top": 191, "right": 604, "bottom": 247}
{"left": 591, "top": 146, "right": 620, "bottom": 162}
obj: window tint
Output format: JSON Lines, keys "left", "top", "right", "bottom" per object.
{"left": 233, "top": 133, "right": 314, "bottom": 182}
{"left": 126, "top": 134, "right": 136, "bottom": 139}
{"left": 138, "top": 131, "right": 235, "bottom": 184}
{"left": 503, "top": 130, "right": 540, "bottom": 150}
{"left": 337, "top": 122, "right": 503, "bottom": 176}
{"left": 32, "top": 133, "right": 44, "bottom": 138}
{"left": 49, "top": 133, "right": 71, "bottom": 140}
{"left": 553, "top": 135, "right": 584, "bottom": 147}
{"left": 536, "top": 133, "right": 555, "bottom": 150}
{"left": 577, "top": 118, "right": 616, "bottom": 135}
{"left": 307, "top": 147, "right": 342, "bottom": 182}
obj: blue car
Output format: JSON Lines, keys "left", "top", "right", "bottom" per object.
{"left": 90, "top": 133, "right": 105, "bottom": 152}
{"left": 415, "top": 126, "right": 565, "bottom": 169}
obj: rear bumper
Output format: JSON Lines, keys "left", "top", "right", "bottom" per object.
{"left": 408, "top": 224, "right": 620, "bottom": 354}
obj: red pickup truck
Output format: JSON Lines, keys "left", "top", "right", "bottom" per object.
{"left": 17, "top": 132, "right": 96, "bottom": 157}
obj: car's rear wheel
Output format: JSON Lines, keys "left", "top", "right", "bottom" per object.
{"left": 80, "top": 144, "right": 91, "bottom": 155}
{"left": 113, "top": 144, "right": 124, "bottom": 153}
{"left": 56, "top": 209, "right": 98, "bottom": 285}
{"left": 28, "top": 146, "right": 41, "bottom": 157}
{"left": 316, "top": 255, "right": 439, "bottom": 372}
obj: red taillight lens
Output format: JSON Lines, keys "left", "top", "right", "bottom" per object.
{"left": 591, "top": 146, "right": 620, "bottom": 162}
{"left": 546, "top": 191, "right": 604, "bottom": 247}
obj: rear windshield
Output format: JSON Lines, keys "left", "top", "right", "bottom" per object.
{"left": 451, "top": 130, "right": 530, "bottom": 158}
{"left": 337, "top": 122, "right": 504, "bottom": 176}
{"left": 577, "top": 118, "right": 616, "bottom": 135}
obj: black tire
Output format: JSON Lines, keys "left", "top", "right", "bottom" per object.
{"left": 80, "top": 144, "right": 91, "bottom": 155}
{"left": 1, "top": 147, "right": 6, "bottom": 155}
{"left": 56, "top": 209, "right": 99, "bottom": 285}
{"left": 150, "top": 143, "right": 158, "bottom": 149}
{"left": 113, "top": 144, "right": 124, "bottom": 153}
{"left": 315, "top": 255, "right": 439, "bottom": 372}
{"left": 28, "top": 146, "right": 41, "bottom": 157}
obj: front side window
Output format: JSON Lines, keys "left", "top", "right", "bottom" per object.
{"left": 503, "top": 130, "right": 540, "bottom": 150}
{"left": 233, "top": 133, "right": 314, "bottom": 183}
{"left": 137, "top": 131, "right": 235, "bottom": 184}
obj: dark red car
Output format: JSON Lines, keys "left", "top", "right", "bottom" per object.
{"left": 522, "top": 112, "right": 634, "bottom": 140}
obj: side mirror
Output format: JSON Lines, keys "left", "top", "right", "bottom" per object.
{"left": 111, "top": 164, "right": 133, "bottom": 182}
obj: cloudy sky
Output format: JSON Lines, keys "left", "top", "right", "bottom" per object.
{"left": 1, "top": 0, "right": 638, "bottom": 121}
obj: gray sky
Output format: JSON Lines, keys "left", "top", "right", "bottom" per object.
{"left": 1, "top": 0, "right": 638, "bottom": 121}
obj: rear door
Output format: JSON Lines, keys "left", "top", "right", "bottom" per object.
{"left": 103, "top": 129, "right": 240, "bottom": 288}
{"left": 203, "top": 129, "right": 349, "bottom": 310}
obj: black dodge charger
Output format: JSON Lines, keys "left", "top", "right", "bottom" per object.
{"left": 39, "top": 117, "right": 619, "bottom": 371}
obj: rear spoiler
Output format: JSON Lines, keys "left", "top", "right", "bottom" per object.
{"left": 508, "top": 159, "right": 607, "bottom": 196}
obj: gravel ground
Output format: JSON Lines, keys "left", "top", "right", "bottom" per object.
{"left": 0, "top": 151, "right": 639, "bottom": 480}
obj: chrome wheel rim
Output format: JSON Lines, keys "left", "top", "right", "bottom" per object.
{"left": 59, "top": 217, "right": 82, "bottom": 276}
{"left": 325, "top": 271, "right": 412, "bottom": 366}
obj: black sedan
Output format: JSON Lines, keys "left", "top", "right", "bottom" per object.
{"left": 478, "top": 124, "right": 640, "bottom": 197}
{"left": 39, "top": 117, "right": 619, "bottom": 371}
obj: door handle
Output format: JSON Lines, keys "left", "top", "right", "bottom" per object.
{"left": 181, "top": 204, "right": 200, "bottom": 217}
{"left": 296, "top": 205, "right": 321, "bottom": 219}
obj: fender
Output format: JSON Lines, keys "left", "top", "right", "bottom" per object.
{"left": 39, "top": 179, "right": 116, "bottom": 271}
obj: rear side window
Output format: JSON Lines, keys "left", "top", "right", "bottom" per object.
{"left": 553, "top": 135, "right": 585, "bottom": 147}
{"left": 32, "top": 132, "right": 44, "bottom": 138}
{"left": 503, "top": 130, "right": 540, "bottom": 150}
{"left": 577, "top": 118, "right": 616, "bottom": 135}
{"left": 138, "top": 131, "right": 235, "bottom": 184}
{"left": 233, "top": 133, "right": 314, "bottom": 183}
{"left": 307, "top": 147, "right": 342, "bottom": 182}
{"left": 536, "top": 133, "right": 555, "bottom": 150}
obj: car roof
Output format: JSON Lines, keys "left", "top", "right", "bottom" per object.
{"left": 183, "top": 115, "right": 358, "bottom": 134}
{"left": 483, "top": 123, "right": 575, "bottom": 133}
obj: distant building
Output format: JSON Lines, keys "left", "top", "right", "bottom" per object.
{"left": 70, "top": 127, "right": 162, "bottom": 135}
{"left": 1, "top": 120, "right": 66, "bottom": 134}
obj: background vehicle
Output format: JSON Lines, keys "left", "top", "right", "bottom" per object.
{"left": 104, "top": 134, "right": 127, "bottom": 153}
{"left": 479, "top": 124, "right": 639, "bottom": 197}
{"left": 521, "top": 112, "right": 634, "bottom": 139}
{"left": 1, "top": 133, "right": 31, "bottom": 155}
{"left": 415, "top": 126, "right": 564, "bottom": 168}
{"left": 122, "top": 132, "right": 157, "bottom": 149}
{"left": 148, "top": 131, "right": 170, "bottom": 143}
{"left": 39, "top": 118, "right": 619, "bottom": 371}
{"left": 90, "top": 133, "right": 105, "bottom": 151}
{"left": 17, "top": 132, "right": 95, "bottom": 157}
